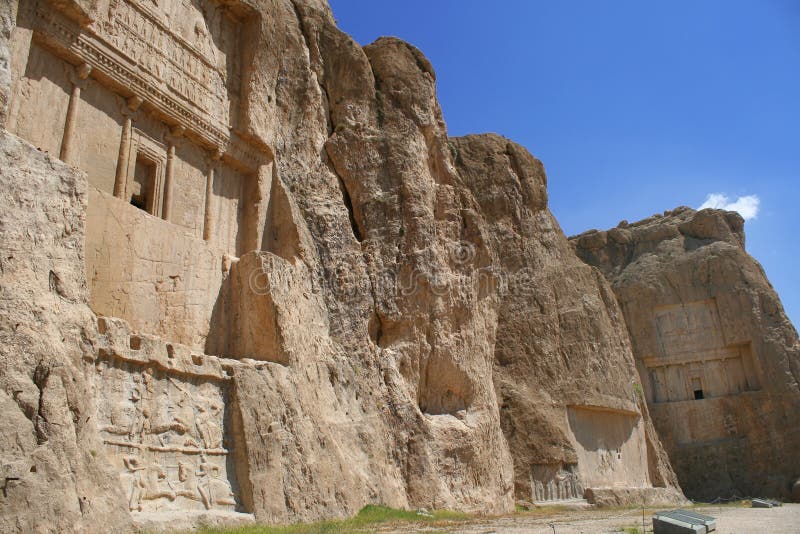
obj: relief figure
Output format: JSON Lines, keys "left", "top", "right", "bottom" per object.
{"left": 176, "top": 461, "right": 200, "bottom": 501}
{"left": 197, "top": 455, "right": 235, "bottom": 510}
{"left": 122, "top": 457, "right": 146, "bottom": 512}
{"left": 103, "top": 399, "right": 136, "bottom": 437}
{"left": 196, "top": 400, "right": 223, "bottom": 449}
{"left": 141, "top": 464, "right": 177, "bottom": 503}
{"left": 97, "top": 361, "right": 236, "bottom": 512}
{"left": 168, "top": 378, "right": 201, "bottom": 447}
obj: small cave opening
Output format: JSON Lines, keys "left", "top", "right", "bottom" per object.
{"left": 336, "top": 176, "right": 362, "bottom": 243}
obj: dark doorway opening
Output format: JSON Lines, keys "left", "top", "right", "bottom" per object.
{"left": 131, "top": 156, "right": 156, "bottom": 213}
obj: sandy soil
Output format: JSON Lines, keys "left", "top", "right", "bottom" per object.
{"left": 377, "top": 503, "right": 800, "bottom": 534}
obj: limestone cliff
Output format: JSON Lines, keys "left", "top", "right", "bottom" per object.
{"left": 572, "top": 207, "right": 800, "bottom": 501}
{"left": 0, "top": 132, "right": 132, "bottom": 532}
{"left": 0, "top": 0, "right": 692, "bottom": 531}
{"left": 451, "top": 134, "right": 682, "bottom": 505}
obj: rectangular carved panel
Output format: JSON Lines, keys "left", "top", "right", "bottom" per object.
{"left": 32, "top": 0, "right": 242, "bottom": 149}
{"left": 95, "top": 352, "right": 240, "bottom": 513}
{"left": 530, "top": 463, "right": 582, "bottom": 502}
{"left": 654, "top": 299, "right": 725, "bottom": 361}
{"left": 645, "top": 300, "right": 760, "bottom": 403}
{"left": 566, "top": 406, "right": 651, "bottom": 490}
{"left": 96, "top": 0, "right": 239, "bottom": 127}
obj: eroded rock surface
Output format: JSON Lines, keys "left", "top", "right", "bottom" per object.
{"left": 572, "top": 207, "right": 800, "bottom": 500}
{"left": 8, "top": 0, "right": 784, "bottom": 531}
{"left": 451, "top": 134, "right": 683, "bottom": 506}
{"left": 0, "top": 132, "right": 131, "bottom": 533}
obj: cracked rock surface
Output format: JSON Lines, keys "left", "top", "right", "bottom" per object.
{"left": 572, "top": 207, "right": 800, "bottom": 500}
{"left": 8, "top": 1, "right": 776, "bottom": 531}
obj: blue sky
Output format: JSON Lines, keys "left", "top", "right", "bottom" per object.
{"left": 329, "top": 0, "right": 800, "bottom": 328}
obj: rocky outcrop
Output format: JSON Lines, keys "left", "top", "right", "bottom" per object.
{"left": 0, "top": 0, "right": 13, "bottom": 127}
{"left": 0, "top": 132, "right": 131, "bottom": 533}
{"left": 0, "top": 0, "right": 702, "bottom": 531}
{"left": 451, "top": 134, "right": 683, "bottom": 505}
{"left": 572, "top": 207, "right": 800, "bottom": 500}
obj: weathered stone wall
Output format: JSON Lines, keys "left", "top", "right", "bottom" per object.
{"left": 92, "top": 317, "right": 244, "bottom": 516}
{"left": 566, "top": 406, "right": 651, "bottom": 490}
{"left": 86, "top": 188, "right": 226, "bottom": 350}
{"left": 314, "top": 30, "right": 517, "bottom": 513}
{"left": 0, "top": 0, "right": 14, "bottom": 127}
{"left": 450, "top": 134, "right": 683, "bottom": 504}
{"left": 0, "top": 131, "right": 131, "bottom": 533}
{"left": 572, "top": 207, "right": 800, "bottom": 500}
{"left": 9, "top": 0, "right": 268, "bottom": 258}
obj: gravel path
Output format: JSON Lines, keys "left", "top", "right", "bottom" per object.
{"left": 376, "top": 503, "right": 800, "bottom": 534}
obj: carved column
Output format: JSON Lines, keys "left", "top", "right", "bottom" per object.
{"left": 162, "top": 125, "right": 184, "bottom": 221}
{"left": 203, "top": 149, "right": 224, "bottom": 242}
{"left": 113, "top": 96, "right": 143, "bottom": 199}
{"left": 59, "top": 63, "right": 92, "bottom": 164}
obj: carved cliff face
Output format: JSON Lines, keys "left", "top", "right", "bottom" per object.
{"left": 450, "top": 134, "right": 682, "bottom": 504}
{"left": 573, "top": 207, "right": 800, "bottom": 500}
{"left": 1, "top": 1, "right": 689, "bottom": 531}
{"left": 94, "top": 322, "right": 238, "bottom": 515}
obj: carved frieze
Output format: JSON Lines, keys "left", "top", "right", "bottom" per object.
{"left": 98, "top": 0, "right": 231, "bottom": 125}
{"left": 530, "top": 464, "right": 582, "bottom": 502}
{"left": 30, "top": 0, "right": 266, "bottom": 170}
{"left": 95, "top": 352, "right": 239, "bottom": 513}
{"left": 654, "top": 299, "right": 727, "bottom": 360}
{"left": 645, "top": 299, "right": 761, "bottom": 402}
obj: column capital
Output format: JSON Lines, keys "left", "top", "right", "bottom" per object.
{"left": 76, "top": 62, "right": 92, "bottom": 80}
{"left": 127, "top": 95, "right": 143, "bottom": 111}
{"left": 205, "top": 147, "right": 225, "bottom": 168}
{"left": 165, "top": 125, "right": 185, "bottom": 147}
{"left": 66, "top": 62, "right": 92, "bottom": 88}
{"left": 119, "top": 96, "right": 143, "bottom": 120}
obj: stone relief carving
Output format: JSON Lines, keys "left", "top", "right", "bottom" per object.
{"left": 95, "top": 356, "right": 238, "bottom": 513}
{"left": 654, "top": 299, "right": 726, "bottom": 360}
{"left": 31, "top": 0, "right": 255, "bottom": 156}
{"left": 646, "top": 300, "right": 761, "bottom": 402}
{"left": 99, "top": 0, "right": 231, "bottom": 123}
{"left": 531, "top": 464, "right": 583, "bottom": 502}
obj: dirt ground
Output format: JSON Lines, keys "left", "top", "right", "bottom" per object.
{"left": 376, "top": 503, "right": 800, "bottom": 534}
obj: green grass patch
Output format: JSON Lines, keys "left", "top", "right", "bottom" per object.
{"left": 191, "top": 505, "right": 470, "bottom": 534}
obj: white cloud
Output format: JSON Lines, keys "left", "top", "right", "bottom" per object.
{"left": 699, "top": 193, "right": 760, "bottom": 220}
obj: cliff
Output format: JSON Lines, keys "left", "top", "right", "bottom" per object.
{"left": 450, "top": 134, "right": 682, "bottom": 505}
{"left": 572, "top": 207, "right": 800, "bottom": 500}
{"left": 13, "top": 0, "right": 795, "bottom": 532}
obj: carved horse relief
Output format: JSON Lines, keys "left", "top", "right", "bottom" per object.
{"left": 95, "top": 356, "right": 238, "bottom": 513}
